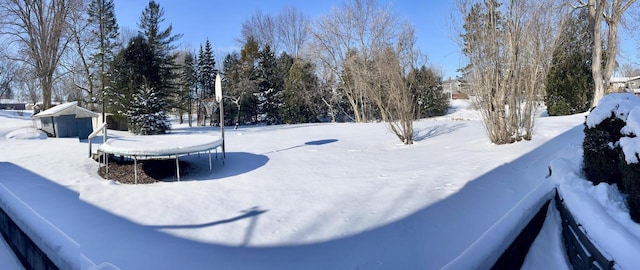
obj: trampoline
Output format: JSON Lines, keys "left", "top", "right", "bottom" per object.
{"left": 97, "top": 134, "right": 224, "bottom": 183}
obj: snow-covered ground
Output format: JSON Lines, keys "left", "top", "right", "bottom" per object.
{"left": 0, "top": 99, "right": 624, "bottom": 269}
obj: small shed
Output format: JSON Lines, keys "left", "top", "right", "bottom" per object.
{"left": 33, "top": 102, "right": 99, "bottom": 139}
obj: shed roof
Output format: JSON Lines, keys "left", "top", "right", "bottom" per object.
{"left": 33, "top": 102, "right": 99, "bottom": 118}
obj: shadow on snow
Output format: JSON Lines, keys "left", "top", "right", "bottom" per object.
{"left": 0, "top": 124, "right": 583, "bottom": 269}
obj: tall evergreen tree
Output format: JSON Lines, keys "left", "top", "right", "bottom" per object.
{"left": 196, "top": 39, "right": 216, "bottom": 125}
{"left": 197, "top": 39, "right": 216, "bottom": 97}
{"left": 239, "top": 37, "right": 260, "bottom": 123}
{"left": 256, "top": 44, "right": 281, "bottom": 124}
{"left": 545, "top": 10, "right": 593, "bottom": 116}
{"left": 138, "top": 0, "right": 182, "bottom": 109}
{"left": 108, "top": 35, "right": 165, "bottom": 133}
{"left": 87, "top": 0, "right": 119, "bottom": 121}
{"left": 178, "top": 52, "right": 196, "bottom": 125}
{"left": 282, "top": 59, "right": 319, "bottom": 124}
{"left": 410, "top": 66, "right": 449, "bottom": 118}
{"left": 222, "top": 52, "right": 243, "bottom": 126}
{"left": 138, "top": 1, "right": 182, "bottom": 61}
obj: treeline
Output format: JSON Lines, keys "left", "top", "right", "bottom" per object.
{"left": 459, "top": 0, "right": 636, "bottom": 145}
{"left": 178, "top": 0, "right": 449, "bottom": 142}
{"left": 0, "top": 0, "right": 449, "bottom": 143}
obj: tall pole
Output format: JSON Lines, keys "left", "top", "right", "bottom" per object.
{"left": 215, "top": 73, "right": 225, "bottom": 160}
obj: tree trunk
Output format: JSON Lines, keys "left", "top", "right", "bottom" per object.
{"left": 603, "top": 22, "right": 619, "bottom": 93}
{"left": 40, "top": 74, "right": 53, "bottom": 109}
{"left": 590, "top": 0, "right": 605, "bottom": 107}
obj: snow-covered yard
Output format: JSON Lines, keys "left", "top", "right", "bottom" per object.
{"left": 0, "top": 100, "right": 631, "bottom": 269}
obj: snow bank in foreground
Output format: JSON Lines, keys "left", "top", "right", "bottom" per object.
{"left": 442, "top": 179, "right": 556, "bottom": 269}
{"left": 586, "top": 93, "right": 640, "bottom": 128}
{"left": 550, "top": 157, "right": 640, "bottom": 269}
{"left": 0, "top": 98, "right": 586, "bottom": 269}
{"left": 521, "top": 201, "right": 569, "bottom": 270}
{"left": 0, "top": 175, "right": 78, "bottom": 270}
{"left": 5, "top": 128, "right": 47, "bottom": 140}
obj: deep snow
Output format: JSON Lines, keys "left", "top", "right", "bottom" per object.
{"left": 0, "top": 99, "right": 625, "bottom": 269}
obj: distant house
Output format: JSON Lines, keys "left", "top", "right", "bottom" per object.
{"left": 609, "top": 76, "right": 640, "bottom": 93}
{"left": 626, "top": 77, "right": 640, "bottom": 93}
{"left": 442, "top": 78, "right": 469, "bottom": 99}
{"left": 32, "top": 102, "right": 99, "bottom": 139}
{"left": 0, "top": 99, "right": 26, "bottom": 110}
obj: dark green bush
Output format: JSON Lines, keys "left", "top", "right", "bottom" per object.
{"left": 582, "top": 112, "right": 626, "bottom": 186}
{"left": 620, "top": 154, "right": 640, "bottom": 222}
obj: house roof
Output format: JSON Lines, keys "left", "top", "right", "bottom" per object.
{"left": 611, "top": 76, "right": 640, "bottom": 83}
{"left": 33, "top": 102, "right": 99, "bottom": 118}
{"left": 0, "top": 99, "right": 25, "bottom": 104}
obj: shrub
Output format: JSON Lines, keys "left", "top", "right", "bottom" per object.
{"left": 619, "top": 107, "right": 640, "bottom": 222}
{"left": 619, "top": 152, "right": 640, "bottom": 222}
{"left": 583, "top": 93, "right": 640, "bottom": 187}
{"left": 582, "top": 112, "right": 626, "bottom": 186}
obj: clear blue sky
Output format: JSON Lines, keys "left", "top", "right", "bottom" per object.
{"left": 114, "top": 0, "right": 463, "bottom": 79}
{"left": 113, "top": 1, "right": 640, "bottom": 79}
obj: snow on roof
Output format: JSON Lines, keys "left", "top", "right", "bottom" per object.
{"left": 610, "top": 76, "right": 640, "bottom": 83}
{"left": 33, "top": 102, "right": 99, "bottom": 118}
{"left": 0, "top": 99, "right": 25, "bottom": 104}
{"left": 585, "top": 93, "right": 640, "bottom": 128}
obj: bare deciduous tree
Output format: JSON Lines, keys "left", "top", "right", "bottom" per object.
{"left": 0, "top": 0, "right": 73, "bottom": 109}
{"left": 238, "top": 10, "right": 277, "bottom": 52}
{"left": 619, "top": 63, "right": 640, "bottom": 77}
{"left": 0, "top": 50, "right": 17, "bottom": 100}
{"left": 371, "top": 47, "right": 416, "bottom": 144}
{"left": 13, "top": 64, "right": 40, "bottom": 104}
{"left": 310, "top": 0, "right": 399, "bottom": 123}
{"left": 64, "top": 0, "right": 97, "bottom": 109}
{"left": 311, "top": 0, "right": 421, "bottom": 144}
{"left": 577, "top": 0, "right": 636, "bottom": 106}
{"left": 276, "top": 6, "right": 309, "bottom": 58}
{"left": 459, "top": 0, "right": 566, "bottom": 144}
{"left": 239, "top": 7, "right": 310, "bottom": 59}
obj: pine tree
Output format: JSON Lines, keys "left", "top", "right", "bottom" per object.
{"left": 108, "top": 35, "right": 162, "bottom": 130}
{"left": 196, "top": 39, "right": 216, "bottom": 125}
{"left": 256, "top": 44, "right": 281, "bottom": 124}
{"left": 87, "top": 0, "right": 119, "bottom": 121}
{"left": 127, "top": 85, "right": 170, "bottom": 135}
{"left": 281, "top": 60, "right": 318, "bottom": 123}
{"left": 545, "top": 10, "right": 593, "bottom": 116}
{"left": 239, "top": 37, "right": 260, "bottom": 123}
{"left": 138, "top": 0, "right": 182, "bottom": 109}
{"left": 198, "top": 39, "right": 216, "bottom": 97}
{"left": 222, "top": 52, "right": 243, "bottom": 126}
{"left": 410, "top": 66, "right": 449, "bottom": 118}
{"left": 178, "top": 52, "right": 196, "bottom": 125}
{"left": 138, "top": 1, "right": 182, "bottom": 61}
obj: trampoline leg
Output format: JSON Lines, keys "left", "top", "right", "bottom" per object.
{"left": 208, "top": 150, "right": 212, "bottom": 174}
{"left": 176, "top": 156, "right": 181, "bottom": 182}
{"left": 134, "top": 156, "right": 138, "bottom": 185}
{"left": 105, "top": 153, "right": 109, "bottom": 180}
